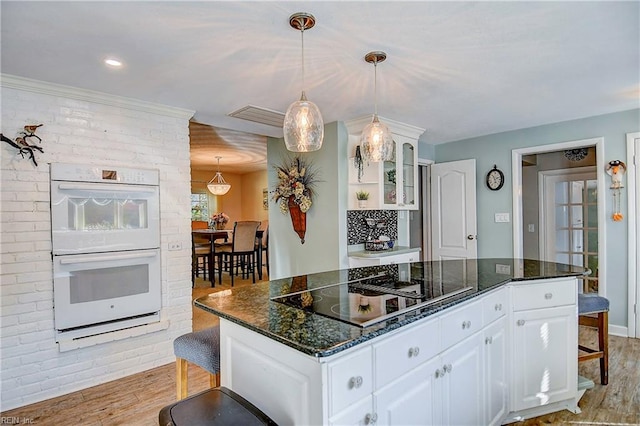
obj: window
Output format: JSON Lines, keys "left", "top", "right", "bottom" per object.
{"left": 191, "top": 193, "right": 209, "bottom": 221}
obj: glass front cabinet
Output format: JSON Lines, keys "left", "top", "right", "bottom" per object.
{"left": 345, "top": 116, "right": 424, "bottom": 210}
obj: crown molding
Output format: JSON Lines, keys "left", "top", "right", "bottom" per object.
{"left": 344, "top": 115, "right": 425, "bottom": 139}
{"left": 1, "top": 74, "right": 195, "bottom": 120}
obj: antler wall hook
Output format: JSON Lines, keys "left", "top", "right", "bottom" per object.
{"left": 1, "top": 124, "right": 45, "bottom": 166}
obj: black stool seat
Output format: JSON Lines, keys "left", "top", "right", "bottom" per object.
{"left": 159, "top": 387, "right": 277, "bottom": 426}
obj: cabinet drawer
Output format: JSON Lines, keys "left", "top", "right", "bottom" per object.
{"left": 483, "top": 288, "right": 507, "bottom": 326}
{"left": 373, "top": 318, "right": 439, "bottom": 389}
{"left": 328, "top": 347, "right": 373, "bottom": 416}
{"left": 512, "top": 278, "right": 576, "bottom": 311}
{"left": 440, "top": 300, "right": 483, "bottom": 350}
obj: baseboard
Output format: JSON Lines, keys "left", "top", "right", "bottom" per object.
{"left": 608, "top": 324, "right": 628, "bottom": 337}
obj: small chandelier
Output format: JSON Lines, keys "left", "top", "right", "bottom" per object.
{"left": 360, "top": 51, "right": 393, "bottom": 162}
{"left": 283, "top": 12, "right": 324, "bottom": 152}
{"left": 207, "top": 156, "right": 231, "bottom": 195}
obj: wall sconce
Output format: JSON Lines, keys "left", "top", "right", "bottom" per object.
{"left": 207, "top": 156, "right": 231, "bottom": 195}
{"left": 606, "top": 160, "right": 626, "bottom": 221}
{"left": 360, "top": 51, "right": 393, "bottom": 162}
{"left": 283, "top": 12, "right": 324, "bottom": 152}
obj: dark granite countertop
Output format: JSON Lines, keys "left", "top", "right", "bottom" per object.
{"left": 194, "top": 258, "right": 588, "bottom": 358}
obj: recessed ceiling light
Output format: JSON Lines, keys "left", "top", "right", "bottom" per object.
{"left": 104, "top": 58, "right": 123, "bottom": 67}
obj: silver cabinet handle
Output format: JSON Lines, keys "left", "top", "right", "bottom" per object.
{"left": 494, "top": 303, "right": 502, "bottom": 311}
{"left": 408, "top": 346, "right": 421, "bottom": 358}
{"left": 349, "top": 376, "right": 363, "bottom": 389}
{"left": 443, "top": 363, "right": 452, "bottom": 373}
{"left": 517, "top": 319, "right": 525, "bottom": 326}
{"left": 364, "top": 413, "right": 378, "bottom": 425}
{"left": 545, "top": 293, "right": 553, "bottom": 300}
{"left": 485, "top": 336, "right": 493, "bottom": 345}
{"left": 435, "top": 368, "right": 443, "bottom": 378}
{"left": 462, "top": 320, "right": 472, "bottom": 329}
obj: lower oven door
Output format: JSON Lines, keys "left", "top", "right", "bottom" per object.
{"left": 53, "top": 248, "right": 161, "bottom": 331}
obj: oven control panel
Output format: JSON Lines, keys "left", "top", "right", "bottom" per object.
{"left": 51, "top": 163, "right": 159, "bottom": 186}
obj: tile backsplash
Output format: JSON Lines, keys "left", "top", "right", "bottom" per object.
{"left": 347, "top": 210, "right": 398, "bottom": 245}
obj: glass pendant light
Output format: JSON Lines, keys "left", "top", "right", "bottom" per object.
{"left": 361, "top": 51, "right": 393, "bottom": 162}
{"left": 283, "top": 12, "right": 324, "bottom": 152}
{"left": 207, "top": 156, "right": 231, "bottom": 195}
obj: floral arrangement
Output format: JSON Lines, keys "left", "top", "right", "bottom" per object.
{"left": 272, "top": 156, "right": 319, "bottom": 214}
{"left": 210, "top": 212, "right": 229, "bottom": 225}
{"left": 356, "top": 190, "right": 369, "bottom": 201}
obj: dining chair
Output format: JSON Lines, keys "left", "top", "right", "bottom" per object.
{"left": 216, "top": 221, "right": 261, "bottom": 286}
{"left": 255, "top": 225, "right": 269, "bottom": 277}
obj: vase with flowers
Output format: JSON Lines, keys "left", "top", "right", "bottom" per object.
{"left": 210, "top": 212, "right": 229, "bottom": 230}
{"left": 272, "top": 156, "right": 319, "bottom": 244}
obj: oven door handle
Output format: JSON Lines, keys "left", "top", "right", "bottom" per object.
{"left": 56, "top": 183, "right": 157, "bottom": 193}
{"left": 58, "top": 251, "right": 157, "bottom": 264}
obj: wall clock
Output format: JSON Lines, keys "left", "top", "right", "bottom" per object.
{"left": 486, "top": 165, "right": 504, "bottom": 191}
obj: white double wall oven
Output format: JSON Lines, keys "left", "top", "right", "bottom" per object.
{"left": 50, "top": 163, "right": 161, "bottom": 341}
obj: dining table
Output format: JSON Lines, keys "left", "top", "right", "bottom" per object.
{"left": 192, "top": 228, "right": 266, "bottom": 282}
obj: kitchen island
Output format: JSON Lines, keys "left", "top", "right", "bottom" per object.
{"left": 195, "top": 258, "right": 588, "bottom": 425}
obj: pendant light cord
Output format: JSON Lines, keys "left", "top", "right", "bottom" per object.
{"left": 300, "top": 27, "right": 306, "bottom": 98}
{"left": 373, "top": 59, "right": 378, "bottom": 116}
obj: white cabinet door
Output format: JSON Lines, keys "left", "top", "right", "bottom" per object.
{"left": 329, "top": 396, "right": 374, "bottom": 426}
{"left": 374, "top": 356, "right": 441, "bottom": 426}
{"left": 484, "top": 318, "right": 508, "bottom": 426}
{"left": 440, "top": 332, "right": 484, "bottom": 426}
{"left": 511, "top": 305, "right": 577, "bottom": 411}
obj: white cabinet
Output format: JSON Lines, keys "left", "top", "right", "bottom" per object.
{"left": 508, "top": 278, "right": 578, "bottom": 418}
{"left": 440, "top": 332, "right": 485, "bottom": 426}
{"left": 348, "top": 249, "right": 420, "bottom": 268}
{"left": 345, "top": 116, "right": 425, "bottom": 210}
{"left": 374, "top": 356, "right": 441, "bottom": 425}
{"left": 484, "top": 318, "right": 507, "bottom": 426}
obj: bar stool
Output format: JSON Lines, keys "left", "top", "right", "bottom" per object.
{"left": 173, "top": 326, "right": 220, "bottom": 400}
{"left": 578, "top": 293, "right": 609, "bottom": 385}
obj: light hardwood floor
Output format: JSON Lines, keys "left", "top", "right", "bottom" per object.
{"left": 3, "top": 274, "right": 639, "bottom": 425}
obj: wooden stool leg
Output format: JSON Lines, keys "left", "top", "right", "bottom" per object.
{"left": 176, "top": 358, "right": 188, "bottom": 400}
{"left": 599, "top": 311, "right": 609, "bottom": 385}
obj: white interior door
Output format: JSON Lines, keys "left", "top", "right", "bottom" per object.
{"left": 430, "top": 159, "right": 477, "bottom": 261}
{"left": 628, "top": 132, "right": 640, "bottom": 338}
{"left": 540, "top": 167, "right": 598, "bottom": 293}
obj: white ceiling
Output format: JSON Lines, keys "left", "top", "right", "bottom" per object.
{"left": 1, "top": 1, "right": 638, "bottom": 172}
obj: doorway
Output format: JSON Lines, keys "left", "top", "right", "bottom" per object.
{"left": 512, "top": 137, "right": 606, "bottom": 296}
{"left": 539, "top": 167, "right": 598, "bottom": 293}
{"left": 627, "top": 132, "right": 640, "bottom": 338}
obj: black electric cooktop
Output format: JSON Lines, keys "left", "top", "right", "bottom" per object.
{"left": 271, "top": 273, "right": 473, "bottom": 327}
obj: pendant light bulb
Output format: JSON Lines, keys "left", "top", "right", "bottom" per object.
{"left": 361, "top": 51, "right": 393, "bottom": 162}
{"left": 283, "top": 12, "right": 324, "bottom": 152}
{"left": 207, "top": 156, "right": 231, "bottom": 195}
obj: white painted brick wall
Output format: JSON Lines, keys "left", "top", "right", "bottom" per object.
{"left": 0, "top": 75, "right": 195, "bottom": 411}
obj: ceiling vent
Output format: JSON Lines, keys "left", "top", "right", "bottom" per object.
{"left": 228, "top": 105, "right": 285, "bottom": 127}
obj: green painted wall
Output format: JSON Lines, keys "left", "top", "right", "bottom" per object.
{"left": 267, "top": 121, "right": 349, "bottom": 279}
{"left": 434, "top": 108, "right": 639, "bottom": 328}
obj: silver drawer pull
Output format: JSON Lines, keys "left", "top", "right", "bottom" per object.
{"left": 545, "top": 293, "right": 553, "bottom": 300}
{"left": 364, "top": 413, "right": 378, "bottom": 425}
{"left": 494, "top": 303, "right": 502, "bottom": 311}
{"left": 485, "top": 336, "right": 493, "bottom": 345}
{"left": 349, "top": 376, "right": 363, "bottom": 389}
{"left": 461, "top": 320, "right": 472, "bottom": 329}
{"left": 443, "top": 363, "right": 452, "bottom": 373}
{"left": 408, "top": 346, "right": 421, "bottom": 358}
{"left": 435, "top": 368, "right": 443, "bottom": 378}
{"left": 517, "top": 319, "right": 525, "bottom": 326}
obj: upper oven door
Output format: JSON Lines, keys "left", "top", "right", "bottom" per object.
{"left": 51, "top": 181, "right": 160, "bottom": 254}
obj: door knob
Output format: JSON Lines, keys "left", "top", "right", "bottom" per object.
{"left": 467, "top": 235, "right": 475, "bottom": 240}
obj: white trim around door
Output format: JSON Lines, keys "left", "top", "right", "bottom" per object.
{"left": 626, "top": 132, "right": 639, "bottom": 338}
{"left": 512, "top": 137, "right": 606, "bottom": 298}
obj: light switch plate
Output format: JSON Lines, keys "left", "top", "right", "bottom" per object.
{"left": 494, "top": 213, "right": 510, "bottom": 223}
